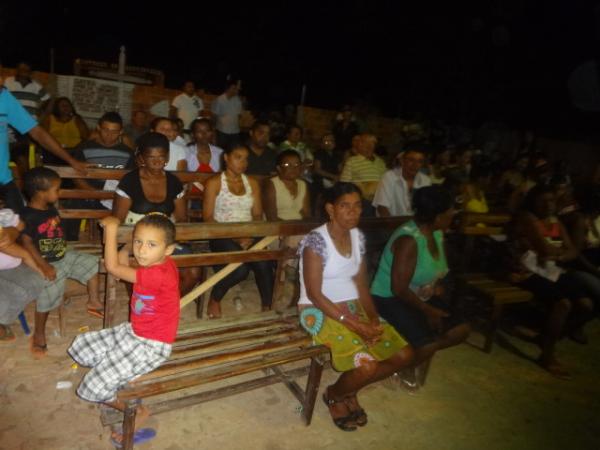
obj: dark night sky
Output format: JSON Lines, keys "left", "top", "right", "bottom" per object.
{"left": 2, "top": 1, "right": 599, "bottom": 134}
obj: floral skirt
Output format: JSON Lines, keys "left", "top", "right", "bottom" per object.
{"left": 299, "top": 300, "right": 408, "bottom": 372}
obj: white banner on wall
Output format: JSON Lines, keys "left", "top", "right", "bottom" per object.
{"left": 55, "top": 75, "right": 134, "bottom": 128}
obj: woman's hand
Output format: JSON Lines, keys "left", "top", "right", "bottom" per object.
{"left": 424, "top": 304, "right": 449, "bottom": 333}
{"left": 345, "top": 318, "right": 383, "bottom": 345}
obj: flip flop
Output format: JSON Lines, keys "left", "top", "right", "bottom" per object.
{"left": 29, "top": 336, "right": 47, "bottom": 359}
{"left": 87, "top": 307, "right": 105, "bottom": 319}
{"left": 110, "top": 428, "right": 156, "bottom": 448}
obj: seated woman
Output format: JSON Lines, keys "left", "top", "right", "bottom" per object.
{"left": 263, "top": 150, "right": 311, "bottom": 222}
{"left": 299, "top": 182, "right": 413, "bottom": 431}
{"left": 185, "top": 118, "right": 224, "bottom": 195}
{"left": 112, "top": 132, "right": 198, "bottom": 295}
{"left": 509, "top": 185, "right": 595, "bottom": 378}
{"left": 461, "top": 165, "right": 492, "bottom": 214}
{"left": 41, "top": 97, "right": 89, "bottom": 163}
{"left": 203, "top": 144, "right": 274, "bottom": 319}
{"left": 371, "top": 186, "right": 470, "bottom": 388}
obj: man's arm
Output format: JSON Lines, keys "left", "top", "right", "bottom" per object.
{"left": 28, "top": 126, "right": 88, "bottom": 173}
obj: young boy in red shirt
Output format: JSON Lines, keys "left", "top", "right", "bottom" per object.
{"left": 68, "top": 213, "right": 180, "bottom": 447}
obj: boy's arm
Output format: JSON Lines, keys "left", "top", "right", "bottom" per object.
{"left": 20, "top": 233, "right": 56, "bottom": 280}
{"left": 101, "top": 217, "right": 137, "bottom": 283}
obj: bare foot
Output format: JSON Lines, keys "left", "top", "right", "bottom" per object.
{"left": 207, "top": 299, "right": 222, "bottom": 319}
{"left": 29, "top": 335, "right": 47, "bottom": 359}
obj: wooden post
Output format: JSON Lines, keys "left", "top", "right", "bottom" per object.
{"left": 121, "top": 401, "right": 137, "bottom": 450}
{"left": 302, "top": 356, "right": 324, "bottom": 426}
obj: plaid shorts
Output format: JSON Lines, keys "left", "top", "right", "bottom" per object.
{"left": 68, "top": 322, "right": 171, "bottom": 403}
{"left": 37, "top": 251, "right": 99, "bottom": 313}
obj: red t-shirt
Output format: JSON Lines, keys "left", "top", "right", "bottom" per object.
{"left": 130, "top": 257, "right": 180, "bottom": 344}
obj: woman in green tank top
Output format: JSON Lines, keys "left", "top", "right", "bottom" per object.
{"left": 371, "top": 186, "right": 470, "bottom": 389}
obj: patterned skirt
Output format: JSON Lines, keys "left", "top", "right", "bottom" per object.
{"left": 299, "top": 300, "right": 408, "bottom": 372}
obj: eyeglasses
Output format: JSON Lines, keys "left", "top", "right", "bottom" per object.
{"left": 279, "top": 162, "right": 303, "bottom": 169}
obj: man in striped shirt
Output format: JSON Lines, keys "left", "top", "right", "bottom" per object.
{"left": 4, "top": 62, "right": 50, "bottom": 119}
{"left": 5, "top": 62, "right": 51, "bottom": 174}
{"left": 339, "top": 134, "right": 387, "bottom": 215}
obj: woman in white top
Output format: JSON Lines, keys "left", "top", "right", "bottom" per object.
{"left": 203, "top": 144, "right": 273, "bottom": 319}
{"left": 298, "top": 182, "right": 413, "bottom": 431}
{"left": 263, "top": 150, "right": 310, "bottom": 221}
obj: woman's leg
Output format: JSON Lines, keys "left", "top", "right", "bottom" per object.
{"left": 248, "top": 260, "right": 274, "bottom": 309}
{"left": 208, "top": 239, "right": 250, "bottom": 317}
{"left": 328, "top": 346, "right": 414, "bottom": 399}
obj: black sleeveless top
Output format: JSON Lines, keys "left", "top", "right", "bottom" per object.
{"left": 116, "top": 169, "right": 184, "bottom": 216}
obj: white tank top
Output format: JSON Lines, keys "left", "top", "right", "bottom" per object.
{"left": 214, "top": 172, "right": 254, "bottom": 222}
{"left": 271, "top": 176, "right": 306, "bottom": 220}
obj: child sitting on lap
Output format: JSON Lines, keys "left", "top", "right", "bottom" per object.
{"left": 68, "top": 213, "right": 180, "bottom": 446}
{"left": 20, "top": 167, "right": 101, "bottom": 357}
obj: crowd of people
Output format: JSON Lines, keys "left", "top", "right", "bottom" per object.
{"left": 1, "top": 64, "right": 599, "bottom": 441}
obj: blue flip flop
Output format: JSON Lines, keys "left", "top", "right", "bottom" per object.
{"left": 110, "top": 427, "right": 156, "bottom": 448}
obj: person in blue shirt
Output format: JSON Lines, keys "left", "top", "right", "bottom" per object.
{"left": 0, "top": 69, "right": 88, "bottom": 212}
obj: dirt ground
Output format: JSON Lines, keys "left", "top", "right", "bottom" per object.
{"left": 1, "top": 277, "right": 599, "bottom": 450}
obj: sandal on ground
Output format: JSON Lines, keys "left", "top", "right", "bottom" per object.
{"left": 207, "top": 300, "right": 222, "bottom": 319}
{"left": 344, "top": 393, "right": 367, "bottom": 427}
{"left": 87, "top": 307, "right": 105, "bottom": 319}
{"left": 109, "top": 427, "right": 156, "bottom": 448}
{"left": 538, "top": 357, "right": 571, "bottom": 380}
{"left": 322, "top": 388, "right": 357, "bottom": 432}
{"left": 29, "top": 336, "right": 47, "bottom": 359}
{"left": 0, "top": 324, "right": 15, "bottom": 343}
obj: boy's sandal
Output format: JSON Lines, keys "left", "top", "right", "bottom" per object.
{"left": 344, "top": 393, "right": 368, "bottom": 426}
{"left": 322, "top": 390, "right": 357, "bottom": 432}
{"left": 87, "top": 307, "right": 105, "bottom": 319}
{"left": 0, "top": 324, "right": 15, "bottom": 342}
{"left": 109, "top": 427, "right": 156, "bottom": 448}
{"left": 29, "top": 336, "right": 48, "bottom": 359}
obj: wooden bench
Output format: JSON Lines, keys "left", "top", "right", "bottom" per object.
{"left": 100, "top": 310, "right": 328, "bottom": 449}
{"left": 456, "top": 212, "right": 533, "bottom": 353}
{"left": 96, "top": 217, "right": 408, "bottom": 448}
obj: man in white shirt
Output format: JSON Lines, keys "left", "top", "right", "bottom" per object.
{"left": 211, "top": 80, "right": 242, "bottom": 150}
{"left": 372, "top": 147, "right": 431, "bottom": 216}
{"left": 170, "top": 81, "right": 204, "bottom": 131}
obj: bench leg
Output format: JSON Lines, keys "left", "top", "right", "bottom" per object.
{"left": 302, "top": 356, "right": 325, "bottom": 426}
{"left": 196, "top": 267, "right": 207, "bottom": 319}
{"left": 104, "top": 273, "right": 117, "bottom": 329}
{"left": 272, "top": 257, "right": 286, "bottom": 307}
{"left": 484, "top": 303, "right": 504, "bottom": 353}
{"left": 121, "top": 401, "right": 137, "bottom": 450}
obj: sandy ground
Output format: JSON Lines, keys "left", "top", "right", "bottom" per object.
{"left": 1, "top": 277, "right": 599, "bottom": 450}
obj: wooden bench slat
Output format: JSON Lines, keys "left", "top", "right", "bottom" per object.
{"left": 177, "top": 310, "right": 298, "bottom": 334}
{"left": 134, "top": 336, "right": 312, "bottom": 382}
{"left": 60, "top": 209, "right": 111, "bottom": 219}
{"left": 174, "top": 321, "right": 298, "bottom": 347}
{"left": 170, "top": 328, "right": 306, "bottom": 360}
{"left": 119, "top": 345, "right": 327, "bottom": 400}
